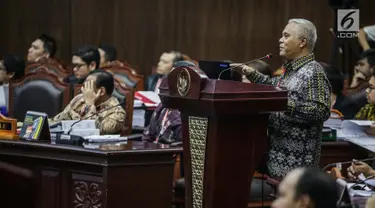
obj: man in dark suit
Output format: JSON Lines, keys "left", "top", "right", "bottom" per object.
{"left": 146, "top": 51, "right": 184, "bottom": 92}
{"left": 144, "top": 51, "right": 184, "bottom": 126}
{"left": 98, "top": 44, "right": 117, "bottom": 68}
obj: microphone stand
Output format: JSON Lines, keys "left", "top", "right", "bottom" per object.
{"left": 217, "top": 54, "right": 272, "bottom": 80}
{"left": 56, "top": 102, "right": 125, "bottom": 145}
{"left": 66, "top": 101, "right": 125, "bottom": 135}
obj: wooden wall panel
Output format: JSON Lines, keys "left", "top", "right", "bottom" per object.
{"left": 174, "top": 0, "right": 335, "bottom": 69}
{"left": 70, "top": 0, "right": 115, "bottom": 52}
{"left": 0, "top": 0, "right": 373, "bottom": 78}
{"left": 0, "top": 0, "right": 71, "bottom": 60}
{"left": 111, "top": 0, "right": 178, "bottom": 73}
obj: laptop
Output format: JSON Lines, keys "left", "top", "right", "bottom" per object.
{"left": 198, "top": 60, "right": 241, "bottom": 81}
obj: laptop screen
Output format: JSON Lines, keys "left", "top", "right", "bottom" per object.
{"left": 198, "top": 60, "right": 241, "bottom": 81}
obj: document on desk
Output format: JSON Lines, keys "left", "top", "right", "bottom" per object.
{"left": 349, "top": 137, "right": 375, "bottom": 146}
{"left": 83, "top": 141, "right": 128, "bottom": 149}
{"left": 84, "top": 135, "right": 128, "bottom": 143}
{"left": 336, "top": 120, "right": 373, "bottom": 138}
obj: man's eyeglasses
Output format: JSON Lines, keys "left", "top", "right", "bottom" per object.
{"left": 367, "top": 86, "right": 375, "bottom": 93}
{"left": 73, "top": 63, "right": 87, "bottom": 68}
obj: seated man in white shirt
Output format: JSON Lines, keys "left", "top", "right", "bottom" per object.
{"left": 359, "top": 25, "right": 375, "bottom": 51}
{"left": 0, "top": 54, "right": 25, "bottom": 114}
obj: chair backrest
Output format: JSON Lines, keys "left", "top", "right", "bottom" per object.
{"left": 25, "top": 57, "right": 69, "bottom": 79}
{"left": 110, "top": 60, "right": 138, "bottom": 75}
{"left": 9, "top": 68, "right": 71, "bottom": 121}
{"left": 73, "top": 79, "right": 134, "bottom": 135}
{"left": 102, "top": 61, "right": 144, "bottom": 92}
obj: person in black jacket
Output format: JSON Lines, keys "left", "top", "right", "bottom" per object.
{"left": 146, "top": 51, "right": 184, "bottom": 92}
{"left": 324, "top": 64, "right": 364, "bottom": 119}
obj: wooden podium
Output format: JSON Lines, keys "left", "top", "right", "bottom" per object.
{"left": 159, "top": 66, "right": 288, "bottom": 208}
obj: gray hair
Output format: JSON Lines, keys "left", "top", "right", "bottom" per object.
{"left": 288, "top": 18, "right": 317, "bottom": 53}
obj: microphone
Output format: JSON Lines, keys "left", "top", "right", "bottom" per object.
{"left": 218, "top": 53, "right": 273, "bottom": 80}
{"left": 66, "top": 101, "right": 125, "bottom": 135}
{"left": 337, "top": 175, "right": 375, "bottom": 207}
{"left": 55, "top": 101, "right": 125, "bottom": 146}
{"left": 321, "top": 157, "right": 375, "bottom": 172}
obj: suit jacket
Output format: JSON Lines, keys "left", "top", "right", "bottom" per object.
{"left": 333, "top": 91, "right": 367, "bottom": 119}
{"left": 63, "top": 75, "right": 85, "bottom": 85}
{"left": 146, "top": 74, "right": 163, "bottom": 91}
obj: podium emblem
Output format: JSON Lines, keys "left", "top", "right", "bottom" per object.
{"left": 177, "top": 68, "right": 191, "bottom": 96}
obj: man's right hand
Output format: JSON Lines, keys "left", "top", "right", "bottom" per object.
{"left": 229, "top": 63, "right": 255, "bottom": 76}
{"left": 350, "top": 71, "right": 367, "bottom": 88}
{"left": 347, "top": 160, "right": 374, "bottom": 180}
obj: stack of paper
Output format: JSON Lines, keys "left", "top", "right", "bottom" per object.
{"left": 132, "top": 109, "right": 146, "bottom": 127}
{"left": 84, "top": 135, "right": 128, "bottom": 143}
{"left": 83, "top": 141, "right": 128, "bottom": 149}
{"left": 347, "top": 181, "right": 375, "bottom": 208}
{"left": 336, "top": 120, "right": 373, "bottom": 139}
{"left": 324, "top": 118, "right": 343, "bottom": 129}
{"left": 134, "top": 100, "right": 143, "bottom": 108}
{"left": 135, "top": 91, "right": 161, "bottom": 107}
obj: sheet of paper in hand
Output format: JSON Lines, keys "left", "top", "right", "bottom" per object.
{"left": 337, "top": 120, "right": 373, "bottom": 139}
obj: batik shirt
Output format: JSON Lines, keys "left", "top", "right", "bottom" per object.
{"left": 246, "top": 53, "right": 331, "bottom": 179}
{"left": 355, "top": 104, "right": 375, "bottom": 121}
{"left": 51, "top": 94, "right": 126, "bottom": 134}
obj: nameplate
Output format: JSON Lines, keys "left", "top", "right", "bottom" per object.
{"left": 19, "top": 111, "right": 51, "bottom": 141}
{"left": 0, "top": 114, "right": 19, "bottom": 140}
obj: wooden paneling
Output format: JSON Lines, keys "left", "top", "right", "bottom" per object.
{"left": 0, "top": 0, "right": 71, "bottom": 60}
{"left": 0, "top": 139, "right": 181, "bottom": 208}
{"left": 38, "top": 170, "right": 61, "bottom": 208}
{"left": 0, "top": 0, "right": 374, "bottom": 78}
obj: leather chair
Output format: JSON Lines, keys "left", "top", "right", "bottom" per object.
{"left": 102, "top": 60, "right": 144, "bottom": 91}
{"left": 8, "top": 69, "right": 71, "bottom": 121}
{"left": 113, "top": 80, "right": 135, "bottom": 135}
{"left": 25, "top": 57, "right": 69, "bottom": 79}
{"left": 73, "top": 79, "right": 135, "bottom": 135}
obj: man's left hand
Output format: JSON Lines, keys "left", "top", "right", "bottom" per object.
{"left": 81, "top": 80, "right": 101, "bottom": 106}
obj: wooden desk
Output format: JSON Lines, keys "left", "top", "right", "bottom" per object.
{"left": 0, "top": 139, "right": 182, "bottom": 208}
{"left": 320, "top": 140, "right": 369, "bottom": 170}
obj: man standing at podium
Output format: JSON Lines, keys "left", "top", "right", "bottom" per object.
{"left": 231, "top": 19, "right": 331, "bottom": 179}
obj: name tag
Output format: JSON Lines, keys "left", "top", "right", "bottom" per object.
{"left": 0, "top": 115, "right": 18, "bottom": 140}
